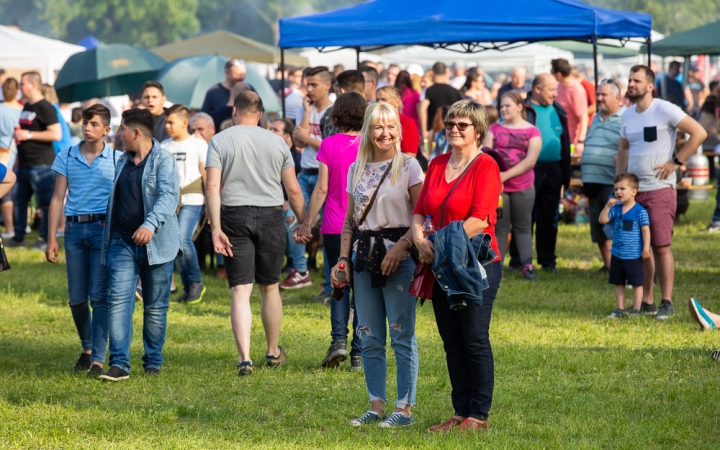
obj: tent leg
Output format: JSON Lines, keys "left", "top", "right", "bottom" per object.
{"left": 592, "top": 35, "right": 599, "bottom": 92}
{"left": 356, "top": 47, "right": 360, "bottom": 69}
{"left": 281, "top": 48, "right": 286, "bottom": 118}
{"left": 646, "top": 37, "right": 652, "bottom": 65}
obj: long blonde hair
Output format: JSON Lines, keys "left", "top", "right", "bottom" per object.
{"left": 351, "top": 102, "right": 404, "bottom": 191}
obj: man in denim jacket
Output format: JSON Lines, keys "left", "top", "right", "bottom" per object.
{"left": 99, "top": 108, "right": 181, "bottom": 381}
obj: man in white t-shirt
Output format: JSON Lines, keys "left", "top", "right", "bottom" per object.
{"left": 284, "top": 67, "right": 306, "bottom": 122}
{"left": 617, "top": 65, "right": 707, "bottom": 320}
{"left": 162, "top": 104, "right": 208, "bottom": 304}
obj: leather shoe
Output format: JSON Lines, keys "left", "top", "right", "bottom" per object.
{"left": 428, "top": 416, "right": 462, "bottom": 433}
{"left": 459, "top": 418, "right": 488, "bottom": 431}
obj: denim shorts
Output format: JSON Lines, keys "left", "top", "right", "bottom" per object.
{"left": 221, "top": 206, "right": 286, "bottom": 287}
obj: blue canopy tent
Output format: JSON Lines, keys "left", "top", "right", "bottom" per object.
{"left": 278, "top": 0, "right": 652, "bottom": 114}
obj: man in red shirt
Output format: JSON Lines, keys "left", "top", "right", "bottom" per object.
{"left": 552, "top": 59, "right": 588, "bottom": 155}
{"left": 573, "top": 67, "right": 597, "bottom": 125}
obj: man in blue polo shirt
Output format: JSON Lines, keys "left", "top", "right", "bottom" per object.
{"left": 46, "top": 104, "right": 120, "bottom": 375}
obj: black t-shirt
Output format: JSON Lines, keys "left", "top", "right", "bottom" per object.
{"left": 18, "top": 99, "right": 59, "bottom": 167}
{"left": 112, "top": 154, "right": 147, "bottom": 245}
{"left": 153, "top": 111, "right": 169, "bottom": 142}
{"left": 424, "top": 84, "right": 463, "bottom": 131}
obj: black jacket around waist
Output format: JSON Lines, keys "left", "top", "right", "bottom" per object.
{"left": 523, "top": 96, "right": 572, "bottom": 189}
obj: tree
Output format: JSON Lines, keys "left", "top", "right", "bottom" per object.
{"left": 42, "top": 0, "right": 201, "bottom": 47}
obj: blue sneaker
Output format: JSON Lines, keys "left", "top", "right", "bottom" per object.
{"left": 350, "top": 410, "right": 384, "bottom": 427}
{"left": 688, "top": 298, "right": 716, "bottom": 331}
{"left": 379, "top": 411, "right": 415, "bottom": 428}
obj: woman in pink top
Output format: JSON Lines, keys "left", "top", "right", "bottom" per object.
{"left": 395, "top": 70, "right": 420, "bottom": 129}
{"left": 483, "top": 92, "right": 542, "bottom": 280}
{"left": 296, "top": 92, "right": 366, "bottom": 368}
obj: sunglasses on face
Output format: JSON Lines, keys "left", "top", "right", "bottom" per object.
{"left": 444, "top": 121, "right": 474, "bottom": 132}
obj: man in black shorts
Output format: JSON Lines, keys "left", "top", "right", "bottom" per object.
{"left": 205, "top": 92, "right": 305, "bottom": 376}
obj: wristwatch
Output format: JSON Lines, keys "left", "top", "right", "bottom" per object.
{"left": 673, "top": 156, "right": 683, "bottom": 166}
{"left": 27, "top": 131, "right": 33, "bottom": 140}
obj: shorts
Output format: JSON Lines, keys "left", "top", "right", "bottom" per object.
{"left": 586, "top": 183, "right": 614, "bottom": 243}
{"left": 608, "top": 255, "right": 644, "bottom": 287}
{"left": 636, "top": 188, "right": 676, "bottom": 247}
{"left": 220, "top": 206, "right": 286, "bottom": 288}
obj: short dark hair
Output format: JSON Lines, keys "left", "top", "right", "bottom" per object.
{"left": 82, "top": 104, "right": 111, "bottom": 126}
{"left": 276, "top": 118, "right": 295, "bottom": 136}
{"left": 395, "top": 70, "right": 413, "bottom": 92}
{"left": 614, "top": 172, "right": 639, "bottom": 189}
{"left": 21, "top": 71, "right": 42, "bottom": 88}
{"left": 432, "top": 62, "right": 447, "bottom": 76}
{"left": 331, "top": 92, "right": 366, "bottom": 133}
{"left": 122, "top": 108, "right": 155, "bottom": 137}
{"left": 701, "top": 95, "right": 717, "bottom": 116}
{"left": 335, "top": 70, "right": 365, "bottom": 94}
{"left": 2, "top": 78, "right": 18, "bottom": 101}
{"left": 71, "top": 107, "right": 83, "bottom": 123}
{"left": 234, "top": 91, "right": 263, "bottom": 115}
{"left": 225, "top": 59, "right": 245, "bottom": 70}
{"left": 630, "top": 65, "right": 656, "bottom": 84}
{"left": 359, "top": 66, "right": 378, "bottom": 82}
{"left": 551, "top": 59, "right": 572, "bottom": 77}
{"left": 165, "top": 103, "right": 189, "bottom": 120}
{"left": 142, "top": 80, "right": 164, "bottom": 95}
{"left": 669, "top": 60, "right": 681, "bottom": 70}
{"left": 709, "top": 81, "right": 719, "bottom": 92}
{"left": 306, "top": 66, "right": 331, "bottom": 83}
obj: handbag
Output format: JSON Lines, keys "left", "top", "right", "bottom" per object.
{"left": 408, "top": 152, "right": 483, "bottom": 301}
{"left": 0, "top": 237, "right": 11, "bottom": 271}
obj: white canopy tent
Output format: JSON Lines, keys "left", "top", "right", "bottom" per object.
{"left": 0, "top": 25, "right": 84, "bottom": 83}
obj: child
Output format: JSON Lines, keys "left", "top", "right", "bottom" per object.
{"left": 162, "top": 104, "right": 208, "bottom": 304}
{"left": 599, "top": 173, "right": 651, "bottom": 318}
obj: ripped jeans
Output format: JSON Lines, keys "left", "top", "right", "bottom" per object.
{"left": 353, "top": 252, "right": 418, "bottom": 409}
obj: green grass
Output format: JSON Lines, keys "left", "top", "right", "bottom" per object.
{"left": 1, "top": 193, "right": 719, "bottom": 449}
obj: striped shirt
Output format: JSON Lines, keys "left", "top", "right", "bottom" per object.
{"left": 51, "top": 142, "right": 121, "bottom": 216}
{"left": 608, "top": 203, "right": 650, "bottom": 260}
{"left": 581, "top": 106, "right": 625, "bottom": 186}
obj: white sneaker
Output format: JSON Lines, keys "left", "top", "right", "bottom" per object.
{"left": 1, "top": 232, "right": 14, "bottom": 240}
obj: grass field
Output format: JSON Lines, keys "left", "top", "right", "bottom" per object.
{"left": 1, "top": 194, "right": 719, "bottom": 449}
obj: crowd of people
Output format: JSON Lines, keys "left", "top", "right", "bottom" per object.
{"left": 0, "top": 57, "right": 719, "bottom": 431}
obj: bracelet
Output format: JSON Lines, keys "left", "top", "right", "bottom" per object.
{"left": 399, "top": 236, "right": 412, "bottom": 247}
{"left": 338, "top": 256, "right": 350, "bottom": 263}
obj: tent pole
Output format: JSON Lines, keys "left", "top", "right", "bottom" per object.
{"left": 592, "top": 35, "right": 599, "bottom": 92}
{"left": 646, "top": 37, "right": 652, "bottom": 65}
{"left": 356, "top": 47, "right": 360, "bottom": 69}
{"left": 281, "top": 48, "right": 286, "bottom": 118}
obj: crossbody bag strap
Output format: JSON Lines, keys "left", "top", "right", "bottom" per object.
{"left": 357, "top": 160, "right": 393, "bottom": 228}
{"left": 438, "top": 152, "right": 482, "bottom": 227}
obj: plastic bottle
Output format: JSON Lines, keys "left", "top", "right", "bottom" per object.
{"left": 496, "top": 194, "right": 503, "bottom": 219}
{"left": 422, "top": 215, "right": 435, "bottom": 238}
{"left": 331, "top": 263, "right": 347, "bottom": 300}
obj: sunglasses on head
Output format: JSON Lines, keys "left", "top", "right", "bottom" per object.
{"left": 444, "top": 121, "right": 474, "bottom": 132}
{"left": 600, "top": 78, "right": 620, "bottom": 88}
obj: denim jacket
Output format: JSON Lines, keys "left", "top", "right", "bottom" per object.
{"left": 101, "top": 139, "right": 182, "bottom": 266}
{"left": 429, "top": 221, "right": 497, "bottom": 310}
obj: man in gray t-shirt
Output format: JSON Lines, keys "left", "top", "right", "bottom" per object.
{"left": 205, "top": 92, "right": 305, "bottom": 375}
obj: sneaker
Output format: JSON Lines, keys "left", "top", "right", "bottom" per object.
{"left": 74, "top": 352, "right": 91, "bottom": 371}
{"left": 379, "top": 411, "right": 415, "bottom": 428}
{"left": 321, "top": 340, "right": 348, "bottom": 368}
{"left": 280, "top": 269, "right": 312, "bottom": 290}
{"left": 0, "top": 232, "right": 14, "bottom": 240}
{"left": 6, "top": 238, "right": 25, "bottom": 248}
{"left": 712, "top": 350, "right": 720, "bottom": 362}
{"left": 237, "top": 360, "right": 253, "bottom": 376}
{"left": 144, "top": 367, "right": 160, "bottom": 376}
{"left": 135, "top": 286, "right": 143, "bottom": 302}
{"left": 351, "top": 355, "right": 362, "bottom": 372}
{"left": 458, "top": 418, "right": 489, "bottom": 431}
{"left": 641, "top": 302, "right": 657, "bottom": 315}
{"left": 429, "top": 417, "right": 463, "bottom": 433}
{"left": 186, "top": 283, "right": 206, "bottom": 305}
{"left": 87, "top": 364, "right": 103, "bottom": 377}
{"left": 311, "top": 291, "right": 331, "bottom": 304}
{"left": 215, "top": 267, "right": 227, "bottom": 279}
{"left": 173, "top": 292, "right": 189, "bottom": 303}
{"left": 100, "top": 366, "right": 130, "bottom": 382}
{"left": 688, "top": 298, "right": 716, "bottom": 331}
{"left": 628, "top": 309, "right": 643, "bottom": 318}
{"left": 656, "top": 302, "right": 675, "bottom": 320}
{"left": 170, "top": 278, "right": 177, "bottom": 294}
{"left": 32, "top": 239, "right": 47, "bottom": 251}
{"left": 707, "top": 222, "right": 720, "bottom": 233}
{"left": 350, "top": 410, "right": 385, "bottom": 427}
{"left": 607, "top": 308, "right": 627, "bottom": 319}
{"left": 266, "top": 346, "right": 286, "bottom": 368}
{"left": 522, "top": 264, "right": 537, "bottom": 281}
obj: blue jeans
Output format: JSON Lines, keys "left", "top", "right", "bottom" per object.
{"left": 298, "top": 171, "right": 330, "bottom": 292}
{"left": 324, "top": 234, "right": 360, "bottom": 355}
{"left": 106, "top": 236, "right": 174, "bottom": 372}
{"left": 13, "top": 165, "right": 56, "bottom": 242}
{"left": 64, "top": 220, "right": 109, "bottom": 365}
{"left": 353, "top": 253, "right": 418, "bottom": 408}
{"left": 284, "top": 207, "right": 307, "bottom": 272}
{"left": 712, "top": 177, "right": 720, "bottom": 223}
{"left": 176, "top": 205, "right": 203, "bottom": 291}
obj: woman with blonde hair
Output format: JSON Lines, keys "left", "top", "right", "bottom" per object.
{"left": 376, "top": 86, "right": 420, "bottom": 155}
{"left": 331, "top": 102, "right": 424, "bottom": 428}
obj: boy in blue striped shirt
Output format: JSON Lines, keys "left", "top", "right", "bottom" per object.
{"left": 599, "top": 173, "right": 651, "bottom": 318}
{"left": 46, "top": 104, "right": 120, "bottom": 375}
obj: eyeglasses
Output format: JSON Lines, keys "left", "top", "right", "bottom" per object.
{"left": 600, "top": 78, "right": 621, "bottom": 88}
{"left": 444, "top": 121, "right": 474, "bottom": 132}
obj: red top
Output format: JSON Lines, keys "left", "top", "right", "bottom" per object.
{"left": 414, "top": 152, "right": 502, "bottom": 260}
{"left": 400, "top": 113, "right": 420, "bottom": 155}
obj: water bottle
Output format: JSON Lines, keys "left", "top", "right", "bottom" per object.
{"left": 496, "top": 194, "right": 503, "bottom": 219}
{"left": 422, "top": 215, "right": 435, "bottom": 238}
{"left": 332, "top": 263, "right": 347, "bottom": 300}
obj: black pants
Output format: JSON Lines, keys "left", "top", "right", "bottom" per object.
{"left": 431, "top": 261, "right": 501, "bottom": 421}
{"left": 509, "top": 161, "right": 563, "bottom": 269}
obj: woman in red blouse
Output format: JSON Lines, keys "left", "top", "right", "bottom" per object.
{"left": 376, "top": 86, "right": 420, "bottom": 156}
{"left": 411, "top": 99, "right": 502, "bottom": 432}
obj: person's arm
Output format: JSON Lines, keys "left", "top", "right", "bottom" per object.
{"left": 465, "top": 159, "right": 502, "bottom": 239}
{"left": 199, "top": 162, "right": 206, "bottom": 186}
{"left": 297, "top": 162, "right": 328, "bottom": 241}
{"left": 292, "top": 98, "right": 321, "bottom": 149}
{"left": 46, "top": 174, "right": 67, "bottom": 263}
{"left": 135, "top": 152, "right": 180, "bottom": 245}
{"left": 655, "top": 116, "right": 708, "bottom": 180}
{"left": 641, "top": 225, "right": 651, "bottom": 260}
{"left": 616, "top": 137, "right": 630, "bottom": 176}
{"left": 206, "top": 167, "right": 232, "bottom": 256}
{"left": 401, "top": 120, "right": 420, "bottom": 155}
{"left": 500, "top": 135, "right": 541, "bottom": 183}
{"left": 329, "top": 193, "right": 356, "bottom": 287}
{"left": 281, "top": 166, "right": 305, "bottom": 224}
{"left": 380, "top": 183, "right": 423, "bottom": 275}
{"left": 598, "top": 198, "right": 618, "bottom": 224}
{"left": 0, "top": 168, "right": 15, "bottom": 198}
{"left": 418, "top": 99, "right": 430, "bottom": 141}
{"left": 14, "top": 123, "right": 62, "bottom": 143}
{"left": 684, "top": 86, "right": 694, "bottom": 112}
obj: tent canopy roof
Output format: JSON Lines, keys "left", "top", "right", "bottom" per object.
{"left": 279, "top": 0, "right": 651, "bottom": 50}
{"left": 153, "top": 30, "right": 308, "bottom": 65}
{"left": 650, "top": 20, "right": 720, "bottom": 56}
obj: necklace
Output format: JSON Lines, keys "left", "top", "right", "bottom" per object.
{"left": 449, "top": 152, "right": 474, "bottom": 170}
